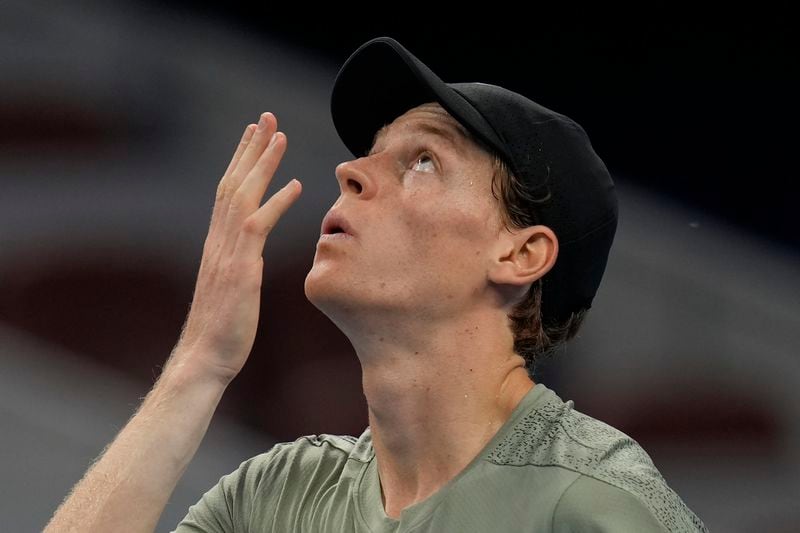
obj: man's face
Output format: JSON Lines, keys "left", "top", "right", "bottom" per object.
{"left": 304, "top": 102, "right": 506, "bottom": 324}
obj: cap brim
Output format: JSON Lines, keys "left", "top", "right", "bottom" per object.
{"left": 331, "top": 37, "right": 505, "bottom": 159}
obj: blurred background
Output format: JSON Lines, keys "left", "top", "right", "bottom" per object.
{"left": 1, "top": 2, "right": 797, "bottom": 531}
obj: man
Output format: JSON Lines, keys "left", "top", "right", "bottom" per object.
{"left": 45, "top": 37, "right": 707, "bottom": 532}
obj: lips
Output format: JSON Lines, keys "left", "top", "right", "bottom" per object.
{"left": 320, "top": 210, "right": 356, "bottom": 237}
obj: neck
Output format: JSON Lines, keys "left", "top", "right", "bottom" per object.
{"left": 350, "top": 308, "right": 534, "bottom": 519}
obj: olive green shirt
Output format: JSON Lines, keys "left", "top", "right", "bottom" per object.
{"left": 174, "top": 384, "right": 707, "bottom": 532}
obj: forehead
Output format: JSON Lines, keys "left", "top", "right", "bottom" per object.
{"left": 371, "top": 102, "right": 473, "bottom": 152}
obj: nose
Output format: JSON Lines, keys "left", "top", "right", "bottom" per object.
{"left": 335, "top": 157, "right": 376, "bottom": 200}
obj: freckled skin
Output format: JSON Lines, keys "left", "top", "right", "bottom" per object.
{"left": 305, "top": 103, "right": 503, "bottom": 327}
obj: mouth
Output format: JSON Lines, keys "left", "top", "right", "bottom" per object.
{"left": 321, "top": 211, "right": 356, "bottom": 237}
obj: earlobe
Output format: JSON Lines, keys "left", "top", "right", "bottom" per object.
{"left": 488, "top": 225, "right": 559, "bottom": 287}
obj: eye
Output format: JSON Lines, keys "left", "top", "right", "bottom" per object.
{"left": 411, "top": 152, "right": 436, "bottom": 173}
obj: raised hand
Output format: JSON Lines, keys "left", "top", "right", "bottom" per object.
{"left": 171, "top": 112, "right": 302, "bottom": 384}
{"left": 44, "top": 111, "right": 303, "bottom": 533}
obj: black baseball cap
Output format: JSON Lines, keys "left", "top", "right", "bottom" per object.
{"left": 330, "top": 36, "right": 618, "bottom": 325}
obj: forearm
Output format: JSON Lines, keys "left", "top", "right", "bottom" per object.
{"left": 45, "top": 113, "right": 299, "bottom": 532}
{"left": 44, "top": 351, "right": 228, "bottom": 533}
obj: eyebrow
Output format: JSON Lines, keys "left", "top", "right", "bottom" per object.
{"left": 370, "top": 120, "right": 469, "bottom": 156}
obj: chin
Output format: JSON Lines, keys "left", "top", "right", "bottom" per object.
{"left": 303, "top": 265, "right": 325, "bottom": 304}
{"left": 304, "top": 265, "right": 398, "bottom": 324}
{"left": 304, "top": 263, "right": 351, "bottom": 313}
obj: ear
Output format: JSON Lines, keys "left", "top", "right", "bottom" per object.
{"left": 488, "top": 225, "right": 559, "bottom": 290}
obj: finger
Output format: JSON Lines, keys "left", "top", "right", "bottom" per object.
{"left": 223, "top": 123, "right": 257, "bottom": 179}
{"left": 236, "top": 131, "right": 287, "bottom": 214}
{"left": 222, "top": 131, "right": 287, "bottom": 255}
{"left": 231, "top": 112, "right": 278, "bottom": 188}
{"left": 210, "top": 112, "right": 276, "bottom": 249}
{"left": 219, "top": 113, "right": 277, "bottom": 216}
{"left": 207, "top": 124, "right": 256, "bottom": 245}
{"left": 234, "top": 179, "right": 302, "bottom": 263}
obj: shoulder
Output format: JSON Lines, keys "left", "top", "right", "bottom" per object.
{"left": 173, "top": 433, "right": 363, "bottom": 532}
{"left": 265, "top": 433, "right": 360, "bottom": 461}
{"left": 553, "top": 475, "right": 669, "bottom": 532}
{"left": 487, "top": 388, "right": 657, "bottom": 476}
{"left": 232, "top": 433, "right": 361, "bottom": 487}
{"left": 486, "top": 387, "right": 707, "bottom": 532}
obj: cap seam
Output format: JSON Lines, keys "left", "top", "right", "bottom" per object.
{"left": 447, "top": 86, "right": 521, "bottom": 172}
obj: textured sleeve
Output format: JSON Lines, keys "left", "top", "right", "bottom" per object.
{"left": 171, "top": 446, "right": 289, "bottom": 533}
{"left": 552, "top": 475, "right": 669, "bottom": 533}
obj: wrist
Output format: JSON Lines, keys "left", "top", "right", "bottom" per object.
{"left": 161, "top": 345, "right": 236, "bottom": 394}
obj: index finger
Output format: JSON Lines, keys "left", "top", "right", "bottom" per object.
{"left": 225, "top": 124, "right": 257, "bottom": 174}
{"left": 206, "top": 123, "right": 256, "bottom": 249}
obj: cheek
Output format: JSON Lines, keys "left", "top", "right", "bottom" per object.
{"left": 400, "top": 192, "right": 496, "bottom": 263}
